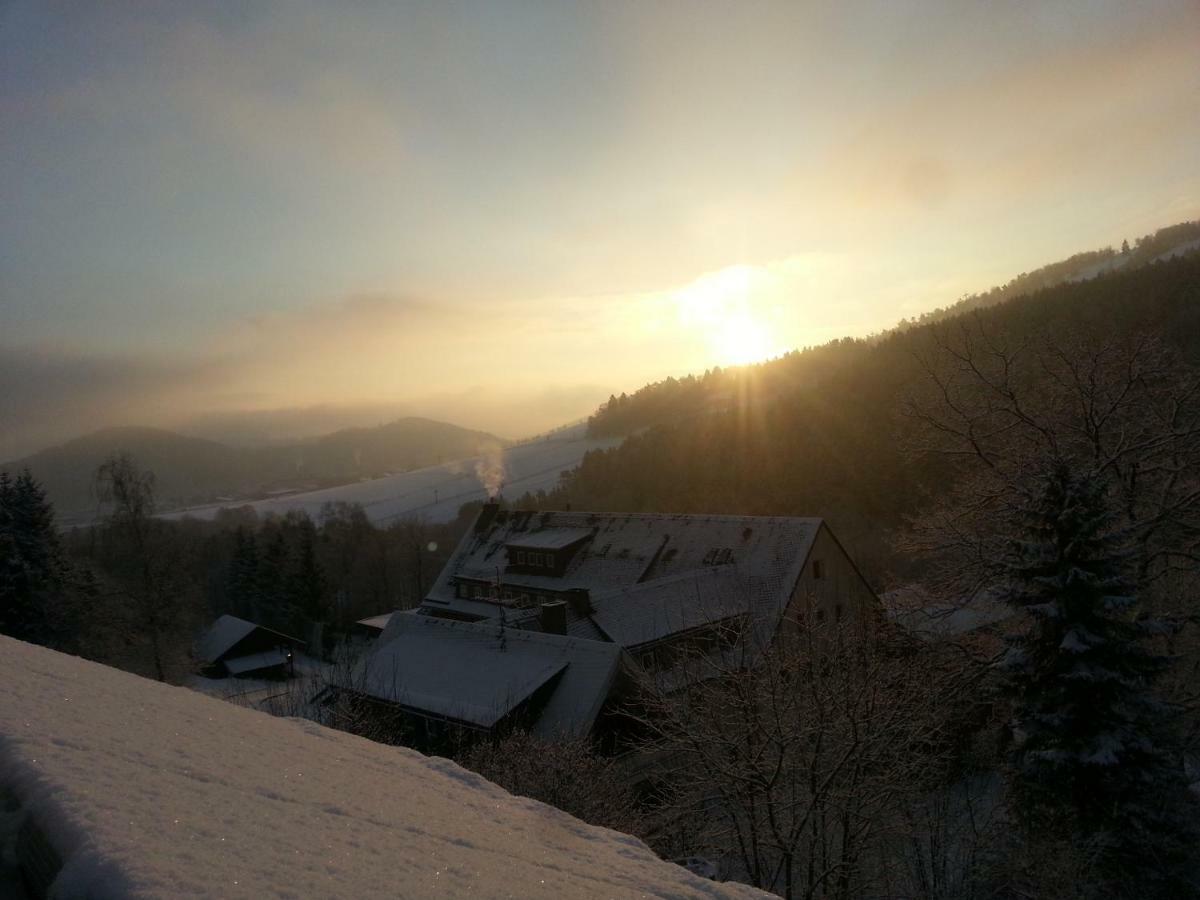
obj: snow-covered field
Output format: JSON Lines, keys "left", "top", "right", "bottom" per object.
{"left": 0, "top": 636, "right": 764, "bottom": 899}
{"left": 166, "top": 424, "right": 624, "bottom": 526}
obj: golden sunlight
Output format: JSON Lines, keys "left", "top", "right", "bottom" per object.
{"left": 674, "top": 264, "right": 780, "bottom": 367}
{"left": 713, "top": 311, "right": 775, "bottom": 366}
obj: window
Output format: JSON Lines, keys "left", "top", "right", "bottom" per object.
{"left": 815, "top": 608, "right": 826, "bottom": 624}
{"left": 516, "top": 550, "right": 526, "bottom": 564}
{"left": 835, "top": 603, "right": 843, "bottom": 622}
{"left": 812, "top": 559, "right": 825, "bottom": 580}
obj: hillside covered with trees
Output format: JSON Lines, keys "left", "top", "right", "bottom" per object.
{"left": 530, "top": 235, "right": 1200, "bottom": 584}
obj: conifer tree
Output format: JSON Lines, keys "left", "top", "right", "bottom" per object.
{"left": 287, "top": 520, "right": 328, "bottom": 631}
{"left": 0, "top": 469, "right": 68, "bottom": 643}
{"left": 1001, "top": 461, "right": 1196, "bottom": 894}
{"left": 227, "top": 527, "right": 261, "bottom": 620}
{"left": 257, "top": 528, "right": 292, "bottom": 632}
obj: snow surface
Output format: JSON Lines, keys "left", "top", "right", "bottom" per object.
{"left": 165, "top": 426, "right": 624, "bottom": 526}
{"left": 0, "top": 636, "right": 764, "bottom": 899}
{"left": 363, "top": 614, "right": 626, "bottom": 739}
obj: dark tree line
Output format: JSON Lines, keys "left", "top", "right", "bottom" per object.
{"left": 1, "top": 456, "right": 475, "bottom": 681}
{"left": 0, "top": 469, "right": 92, "bottom": 648}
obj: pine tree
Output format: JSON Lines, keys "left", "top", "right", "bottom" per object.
{"left": 1001, "top": 461, "right": 1196, "bottom": 894}
{"left": 287, "top": 520, "right": 328, "bottom": 629}
{"left": 255, "top": 528, "right": 292, "bottom": 631}
{"left": 0, "top": 469, "right": 68, "bottom": 644}
{"left": 227, "top": 527, "right": 261, "bottom": 620}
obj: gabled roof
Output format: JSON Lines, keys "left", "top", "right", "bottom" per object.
{"left": 423, "top": 510, "right": 822, "bottom": 654}
{"left": 196, "top": 615, "right": 302, "bottom": 664}
{"left": 361, "top": 612, "right": 627, "bottom": 738}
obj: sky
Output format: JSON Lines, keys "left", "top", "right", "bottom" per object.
{"left": 2, "top": 0, "right": 1199, "bottom": 457}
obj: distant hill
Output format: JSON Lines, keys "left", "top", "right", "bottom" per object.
{"left": 527, "top": 224, "right": 1200, "bottom": 581}
{"left": 891, "top": 219, "right": 1200, "bottom": 332}
{"left": 3, "top": 418, "right": 504, "bottom": 522}
{"left": 586, "top": 220, "right": 1200, "bottom": 439}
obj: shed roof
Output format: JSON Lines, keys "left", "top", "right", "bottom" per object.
{"left": 196, "top": 615, "right": 302, "bottom": 665}
{"left": 196, "top": 615, "right": 257, "bottom": 664}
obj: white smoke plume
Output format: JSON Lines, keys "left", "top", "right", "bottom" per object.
{"left": 474, "top": 441, "right": 507, "bottom": 498}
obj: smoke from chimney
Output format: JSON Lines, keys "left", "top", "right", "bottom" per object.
{"left": 474, "top": 440, "right": 506, "bottom": 499}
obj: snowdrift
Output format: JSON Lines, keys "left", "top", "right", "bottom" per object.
{"left": 0, "top": 636, "right": 762, "bottom": 899}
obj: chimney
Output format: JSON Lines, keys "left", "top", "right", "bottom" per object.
{"left": 475, "top": 500, "right": 500, "bottom": 534}
{"left": 539, "top": 600, "right": 568, "bottom": 635}
{"left": 564, "top": 587, "right": 592, "bottom": 616}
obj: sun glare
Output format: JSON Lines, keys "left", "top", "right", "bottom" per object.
{"left": 714, "top": 311, "right": 774, "bottom": 366}
{"left": 674, "top": 264, "right": 780, "bottom": 367}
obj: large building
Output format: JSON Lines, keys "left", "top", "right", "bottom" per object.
{"left": 353, "top": 504, "right": 877, "bottom": 746}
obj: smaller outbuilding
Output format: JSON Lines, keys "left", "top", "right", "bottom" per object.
{"left": 196, "top": 615, "right": 304, "bottom": 679}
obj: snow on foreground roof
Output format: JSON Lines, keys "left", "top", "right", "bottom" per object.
{"left": 0, "top": 637, "right": 765, "bottom": 899}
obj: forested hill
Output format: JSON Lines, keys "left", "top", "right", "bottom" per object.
{"left": 531, "top": 248, "right": 1200, "bottom": 583}
{"left": 4, "top": 417, "right": 504, "bottom": 521}
{"left": 588, "top": 220, "right": 1200, "bottom": 440}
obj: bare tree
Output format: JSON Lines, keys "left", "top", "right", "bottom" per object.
{"left": 93, "top": 453, "right": 199, "bottom": 682}
{"left": 629, "top": 610, "right": 962, "bottom": 899}
{"left": 902, "top": 320, "right": 1200, "bottom": 604}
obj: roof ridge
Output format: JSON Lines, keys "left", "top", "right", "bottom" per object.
{"left": 408, "top": 612, "right": 619, "bottom": 654}
{"left": 505, "top": 510, "right": 825, "bottom": 525}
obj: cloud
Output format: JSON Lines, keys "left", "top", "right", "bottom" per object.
{"left": 0, "top": 290, "right": 620, "bottom": 458}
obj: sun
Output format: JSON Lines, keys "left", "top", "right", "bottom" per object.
{"left": 713, "top": 311, "right": 774, "bottom": 366}
{"left": 674, "top": 265, "right": 779, "bottom": 367}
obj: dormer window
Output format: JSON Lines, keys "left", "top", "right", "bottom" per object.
{"left": 505, "top": 529, "right": 591, "bottom": 576}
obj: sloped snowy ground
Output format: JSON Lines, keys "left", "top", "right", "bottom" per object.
{"left": 0, "top": 637, "right": 764, "bottom": 899}
{"left": 165, "top": 427, "right": 624, "bottom": 526}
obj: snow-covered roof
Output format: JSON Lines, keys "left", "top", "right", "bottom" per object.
{"left": 424, "top": 510, "right": 822, "bottom": 654}
{"left": 355, "top": 613, "right": 394, "bottom": 632}
{"left": 363, "top": 613, "right": 628, "bottom": 739}
{"left": 506, "top": 528, "right": 593, "bottom": 550}
{"left": 591, "top": 568, "right": 749, "bottom": 649}
{"left": 196, "top": 615, "right": 258, "bottom": 663}
{"left": 223, "top": 649, "right": 289, "bottom": 676}
{"left": 197, "top": 615, "right": 301, "bottom": 665}
{"left": 0, "top": 636, "right": 764, "bottom": 899}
